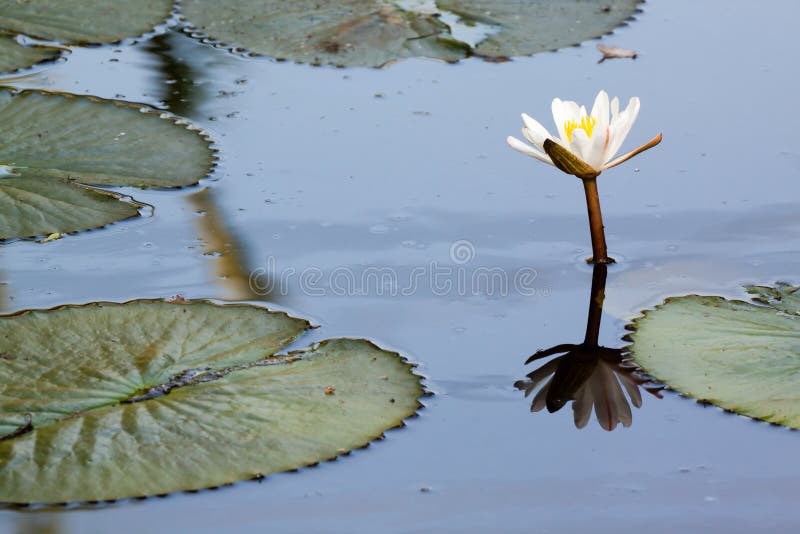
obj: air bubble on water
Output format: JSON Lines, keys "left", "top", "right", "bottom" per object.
{"left": 369, "top": 224, "right": 390, "bottom": 235}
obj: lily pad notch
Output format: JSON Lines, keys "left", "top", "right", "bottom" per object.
{"left": 0, "top": 299, "right": 425, "bottom": 504}
{"left": 176, "top": 0, "right": 644, "bottom": 67}
{"left": 624, "top": 282, "right": 800, "bottom": 429}
{"left": 0, "top": 87, "right": 217, "bottom": 241}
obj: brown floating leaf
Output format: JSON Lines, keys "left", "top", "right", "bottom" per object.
{"left": 597, "top": 44, "right": 637, "bottom": 63}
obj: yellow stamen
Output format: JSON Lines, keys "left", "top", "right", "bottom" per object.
{"left": 564, "top": 115, "right": 597, "bottom": 142}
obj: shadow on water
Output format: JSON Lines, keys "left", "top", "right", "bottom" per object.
{"left": 188, "top": 187, "right": 285, "bottom": 303}
{"left": 144, "top": 32, "right": 284, "bottom": 303}
{"left": 142, "top": 31, "right": 207, "bottom": 118}
{"left": 515, "top": 264, "right": 663, "bottom": 431}
{"left": 14, "top": 515, "right": 62, "bottom": 533}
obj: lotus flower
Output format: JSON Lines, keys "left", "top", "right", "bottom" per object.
{"left": 505, "top": 91, "right": 662, "bottom": 263}
{"left": 507, "top": 90, "right": 661, "bottom": 179}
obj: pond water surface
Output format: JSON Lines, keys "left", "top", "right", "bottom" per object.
{"left": 2, "top": 0, "right": 799, "bottom": 531}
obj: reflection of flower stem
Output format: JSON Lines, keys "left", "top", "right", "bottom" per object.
{"left": 584, "top": 262, "right": 607, "bottom": 344}
{"left": 188, "top": 187, "right": 264, "bottom": 301}
{"left": 582, "top": 178, "right": 612, "bottom": 265}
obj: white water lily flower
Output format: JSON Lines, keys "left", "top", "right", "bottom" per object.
{"left": 507, "top": 90, "right": 661, "bottom": 179}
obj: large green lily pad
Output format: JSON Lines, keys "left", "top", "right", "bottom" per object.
{"left": 0, "top": 88, "right": 214, "bottom": 240}
{"left": 179, "top": 0, "right": 469, "bottom": 67}
{"left": 0, "top": 299, "right": 423, "bottom": 504}
{"left": 0, "top": 0, "right": 173, "bottom": 44}
{"left": 178, "top": 0, "right": 641, "bottom": 66}
{"left": 436, "top": 0, "right": 642, "bottom": 59}
{"left": 0, "top": 33, "right": 63, "bottom": 74}
{"left": 626, "top": 283, "right": 800, "bottom": 428}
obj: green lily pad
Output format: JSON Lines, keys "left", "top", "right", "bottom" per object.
{"left": 178, "top": 0, "right": 470, "bottom": 67}
{"left": 0, "top": 299, "right": 423, "bottom": 504}
{"left": 0, "top": 33, "right": 62, "bottom": 74}
{"left": 0, "top": 88, "right": 215, "bottom": 240}
{"left": 626, "top": 283, "right": 800, "bottom": 428}
{"left": 178, "top": 0, "right": 640, "bottom": 66}
{"left": 436, "top": 0, "right": 642, "bottom": 59}
{"left": 0, "top": 0, "right": 173, "bottom": 44}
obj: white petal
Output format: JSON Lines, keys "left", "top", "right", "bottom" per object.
{"left": 567, "top": 128, "right": 593, "bottom": 167}
{"left": 507, "top": 136, "right": 554, "bottom": 165}
{"left": 551, "top": 98, "right": 569, "bottom": 142}
{"left": 591, "top": 90, "right": 610, "bottom": 127}
{"left": 610, "top": 96, "right": 620, "bottom": 121}
{"left": 521, "top": 113, "right": 553, "bottom": 148}
{"left": 604, "top": 97, "right": 640, "bottom": 163}
{"left": 586, "top": 124, "right": 611, "bottom": 169}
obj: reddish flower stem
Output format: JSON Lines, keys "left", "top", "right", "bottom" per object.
{"left": 581, "top": 177, "right": 614, "bottom": 264}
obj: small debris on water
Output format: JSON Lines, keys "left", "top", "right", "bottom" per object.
{"left": 38, "top": 232, "right": 62, "bottom": 243}
{"left": 597, "top": 44, "right": 637, "bottom": 63}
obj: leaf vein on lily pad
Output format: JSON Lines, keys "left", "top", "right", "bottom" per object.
{"left": 0, "top": 300, "right": 424, "bottom": 504}
{"left": 0, "top": 88, "right": 216, "bottom": 240}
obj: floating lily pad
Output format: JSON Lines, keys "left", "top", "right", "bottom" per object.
{"left": 626, "top": 283, "right": 800, "bottom": 428}
{"left": 179, "top": 0, "right": 470, "bottom": 67}
{"left": 178, "top": 0, "right": 640, "bottom": 66}
{"left": 0, "top": 33, "right": 62, "bottom": 74}
{"left": 0, "top": 0, "right": 173, "bottom": 44}
{"left": 0, "top": 300, "right": 423, "bottom": 504}
{"left": 0, "top": 88, "right": 214, "bottom": 240}
{"left": 436, "top": 0, "right": 642, "bottom": 59}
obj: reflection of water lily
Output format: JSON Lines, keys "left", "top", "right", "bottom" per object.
{"left": 515, "top": 263, "right": 662, "bottom": 431}
{"left": 515, "top": 346, "right": 662, "bottom": 431}
{"left": 507, "top": 90, "right": 660, "bottom": 177}
{"left": 505, "top": 91, "right": 662, "bottom": 264}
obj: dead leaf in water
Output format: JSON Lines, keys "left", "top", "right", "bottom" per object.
{"left": 597, "top": 44, "right": 637, "bottom": 63}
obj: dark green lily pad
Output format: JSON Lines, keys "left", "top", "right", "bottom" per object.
{"left": 626, "top": 283, "right": 800, "bottom": 428}
{"left": 0, "top": 0, "right": 173, "bottom": 44}
{"left": 179, "top": 0, "right": 470, "bottom": 67}
{"left": 0, "top": 299, "right": 423, "bottom": 504}
{"left": 0, "top": 88, "right": 215, "bottom": 240}
{"left": 436, "top": 0, "right": 642, "bottom": 59}
{"left": 0, "top": 33, "right": 62, "bottom": 73}
{"left": 178, "top": 0, "right": 640, "bottom": 66}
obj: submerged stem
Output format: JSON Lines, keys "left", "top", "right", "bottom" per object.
{"left": 581, "top": 177, "right": 613, "bottom": 264}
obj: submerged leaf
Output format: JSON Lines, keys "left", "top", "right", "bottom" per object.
{"left": 0, "top": 0, "right": 173, "bottom": 44}
{"left": 0, "top": 88, "right": 214, "bottom": 240}
{"left": 179, "top": 0, "right": 469, "bottom": 67}
{"left": 0, "top": 300, "right": 423, "bottom": 504}
{"left": 627, "top": 283, "right": 800, "bottom": 428}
